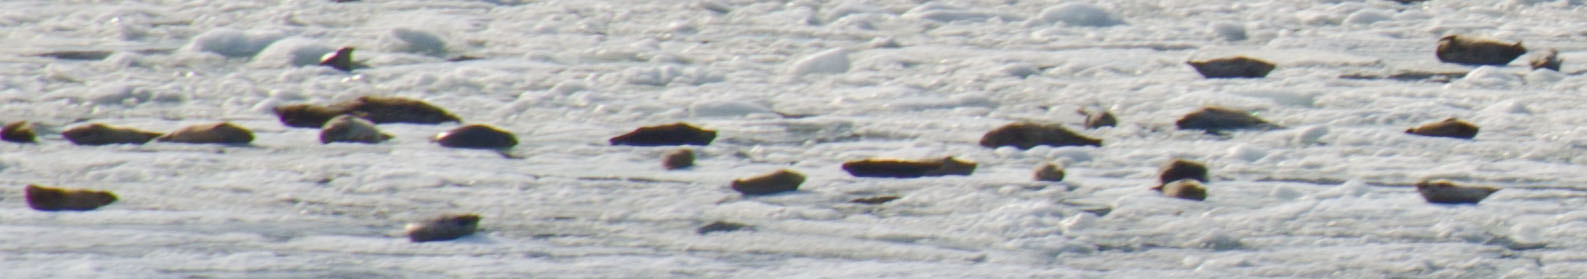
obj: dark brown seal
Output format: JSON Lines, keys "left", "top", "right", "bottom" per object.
{"left": 662, "top": 148, "right": 695, "bottom": 170}
{"left": 610, "top": 123, "right": 717, "bottom": 146}
{"left": 342, "top": 96, "right": 461, "bottom": 125}
{"left": 841, "top": 156, "right": 976, "bottom": 178}
{"left": 731, "top": 169, "right": 805, "bottom": 196}
{"left": 1159, "top": 159, "right": 1208, "bottom": 185}
{"left": 157, "top": 122, "right": 254, "bottom": 144}
{"left": 61, "top": 123, "right": 162, "bottom": 145}
{"left": 1530, "top": 48, "right": 1561, "bottom": 71}
{"left": 850, "top": 195, "right": 901, "bottom": 204}
{"left": 1437, "top": 35, "right": 1526, "bottom": 66}
{"left": 405, "top": 213, "right": 480, "bottom": 242}
{"left": 25, "top": 184, "right": 118, "bottom": 211}
{"left": 697, "top": 221, "right": 751, "bottom": 235}
{"left": 320, "top": 46, "right": 357, "bottom": 72}
{"left": 1153, "top": 179, "right": 1207, "bottom": 201}
{"left": 1176, "top": 106, "right": 1279, "bottom": 132}
{"left": 1405, "top": 118, "right": 1478, "bottom": 139}
{"left": 273, "top": 104, "right": 350, "bottom": 128}
{"left": 1415, "top": 179, "right": 1499, "bottom": 204}
{"left": 1080, "top": 108, "right": 1117, "bottom": 129}
{"left": 1187, "top": 56, "right": 1275, "bottom": 78}
{"left": 320, "top": 115, "right": 392, "bottom": 144}
{"left": 2, "top": 121, "right": 37, "bottom": 143}
{"left": 979, "top": 122, "right": 1101, "bottom": 149}
{"left": 434, "top": 124, "right": 517, "bottom": 149}
{"left": 1034, "top": 162, "right": 1065, "bottom": 182}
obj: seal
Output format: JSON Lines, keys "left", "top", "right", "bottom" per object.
{"left": 1034, "top": 162, "right": 1065, "bottom": 182}
{"left": 1405, "top": 118, "right": 1478, "bottom": 139}
{"left": 1176, "top": 106, "right": 1279, "bottom": 132}
{"left": 1079, "top": 108, "right": 1117, "bottom": 129}
{"left": 850, "top": 195, "right": 900, "bottom": 204}
{"left": 610, "top": 123, "right": 717, "bottom": 146}
{"left": 1437, "top": 35, "right": 1527, "bottom": 66}
{"left": 1159, "top": 159, "right": 1208, "bottom": 185}
{"left": 3, "top": 121, "right": 37, "bottom": 143}
{"left": 157, "top": 122, "right": 254, "bottom": 144}
{"left": 62, "top": 123, "right": 163, "bottom": 145}
{"left": 273, "top": 104, "right": 350, "bottom": 128}
{"left": 731, "top": 169, "right": 805, "bottom": 196}
{"left": 343, "top": 96, "right": 461, "bottom": 125}
{"left": 980, "top": 122, "right": 1101, "bottom": 149}
{"left": 662, "top": 148, "right": 695, "bottom": 170}
{"left": 841, "top": 156, "right": 976, "bottom": 178}
{"left": 320, "top": 115, "right": 392, "bottom": 144}
{"left": 1415, "top": 179, "right": 1499, "bottom": 204}
{"left": 697, "top": 221, "right": 751, "bottom": 235}
{"left": 405, "top": 213, "right": 481, "bottom": 242}
{"left": 1530, "top": 48, "right": 1561, "bottom": 71}
{"left": 25, "top": 184, "right": 118, "bottom": 211}
{"left": 434, "top": 124, "right": 517, "bottom": 149}
{"left": 1186, "top": 56, "right": 1275, "bottom": 78}
{"left": 320, "top": 46, "right": 359, "bottom": 72}
{"left": 1153, "top": 179, "right": 1207, "bottom": 201}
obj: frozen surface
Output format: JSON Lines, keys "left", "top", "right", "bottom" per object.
{"left": 5, "top": 0, "right": 1587, "bottom": 278}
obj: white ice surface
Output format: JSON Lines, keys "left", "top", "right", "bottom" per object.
{"left": 5, "top": 0, "right": 1587, "bottom": 278}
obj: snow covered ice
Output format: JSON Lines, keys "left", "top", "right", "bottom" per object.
{"left": 7, "top": 0, "right": 1587, "bottom": 277}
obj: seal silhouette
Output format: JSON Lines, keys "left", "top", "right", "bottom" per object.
{"left": 1436, "top": 35, "right": 1526, "bottom": 66}
{"left": 405, "top": 213, "right": 480, "bottom": 242}
{"left": 841, "top": 156, "right": 976, "bottom": 178}
{"left": 1415, "top": 179, "right": 1499, "bottom": 204}
{"left": 62, "top": 123, "right": 162, "bottom": 145}
{"left": 1034, "top": 162, "right": 1065, "bottom": 182}
{"left": 731, "top": 169, "right": 805, "bottom": 196}
{"left": 1154, "top": 179, "right": 1208, "bottom": 201}
{"left": 980, "top": 122, "right": 1101, "bottom": 149}
{"left": 1079, "top": 108, "right": 1117, "bottom": 129}
{"left": 1187, "top": 56, "right": 1275, "bottom": 78}
{"left": 662, "top": 148, "right": 695, "bottom": 170}
{"left": 25, "top": 184, "right": 117, "bottom": 211}
{"left": 610, "top": 123, "right": 717, "bottom": 146}
{"left": 158, "top": 122, "right": 254, "bottom": 144}
{"left": 3, "top": 121, "right": 37, "bottom": 143}
{"left": 273, "top": 96, "right": 460, "bottom": 128}
{"left": 320, "top": 115, "right": 392, "bottom": 144}
{"left": 1530, "top": 48, "right": 1561, "bottom": 71}
{"left": 434, "top": 124, "right": 517, "bottom": 149}
{"left": 1405, "top": 118, "right": 1478, "bottom": 139}
{"left": 1159, "top": 159, "right": 1209, "bottom": 185}
{"left": 1176, "top": 107, "right": 1279, "bottom": 132}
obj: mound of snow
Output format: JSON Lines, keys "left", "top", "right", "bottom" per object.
{"left": 789, "top": 48, "right": 850, "bottom": 76}
{"left": 1030, "top": 3, "right": 1123, "bottom": 27}
{"left": 183, "top": 28, "right": 287, "bottom": 58}
{"left": 1343, "top": 9, "right": 1391, "bottom": 26}
{"left": 380, "top": 28, "right": 448, "bottom": 57}
{"left": 251, "top": 37, "right": 336, "bottom": 67}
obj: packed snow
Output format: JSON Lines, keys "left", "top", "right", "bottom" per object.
{"left": 5, "top": 0, "right": 1587, "bottom": 277}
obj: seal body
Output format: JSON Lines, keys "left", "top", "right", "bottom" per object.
{"left": 1176, "top": 107, "right": 1279, "bottom": 132}
{"left": 343, "top": 96, "right": 461, "bottom": 125}
{"left": 697, "top": 221, "right": 751, "bottom": 235}
{"left": 1187, "top": 56, "right": 1275, "bottom": 78}
{"left": 320, "top": 115, "right": 392, "bottom": 144}
{"left": 610, "top": 123, "right": 717, "bottom": 146}
{"left": 1436, "top": 35, "right": 1526, "bottom": 66}
{"left": 980, "top": 122, "right": 1101, "bottom": 149}
{"left": 1406, "top": 118, "right": 1478, "bottom": 139}
{"left": 1530, "top": 48, "right": 1561, "bottom": 71}
{"left": 1154, "top": 179, "right": 1208, "bottom": 201}
{"left": 1035, "top": 163, "right": 1066, "bottom": 182}
{"left": 274, "top": 104, "right": 351, "bottom": 128}
{"left": 731, "top": 169, "right": 805, "bottom": 196}
{"left": 841, "top": 156, "right": 976, "bottom": 178}
{"left": 62, "top": 123, "right": 162, "bottom": 145}
{"left": 25, "top": 184, "right": 118, "bottom": 211}
{"left": 3, "top": 121, "right": 37, "bottom": 143}
{"left": 1081, "top": 109, "right": 1117, "bottom": 129}
{"left": 662, "top": 149, "right": 695, "bottom": 170}
{"left": 1159, "top": 159, "right": 1209, "bottom": 185}
{"left": 158, "top": 122, "right": 254, "bottom": 144}
{"left": 434, "top": 124, "right": 517, "bottom": 149}
{"left": 405, "top": 213, "right": 481, "bottom": 242}
{"left": 1416, "top": 179, "right": 1499, "bottom": 204}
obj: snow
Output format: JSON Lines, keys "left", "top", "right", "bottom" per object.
{"left": 6, "top": 0, "right": 1587, "bottom": 277}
